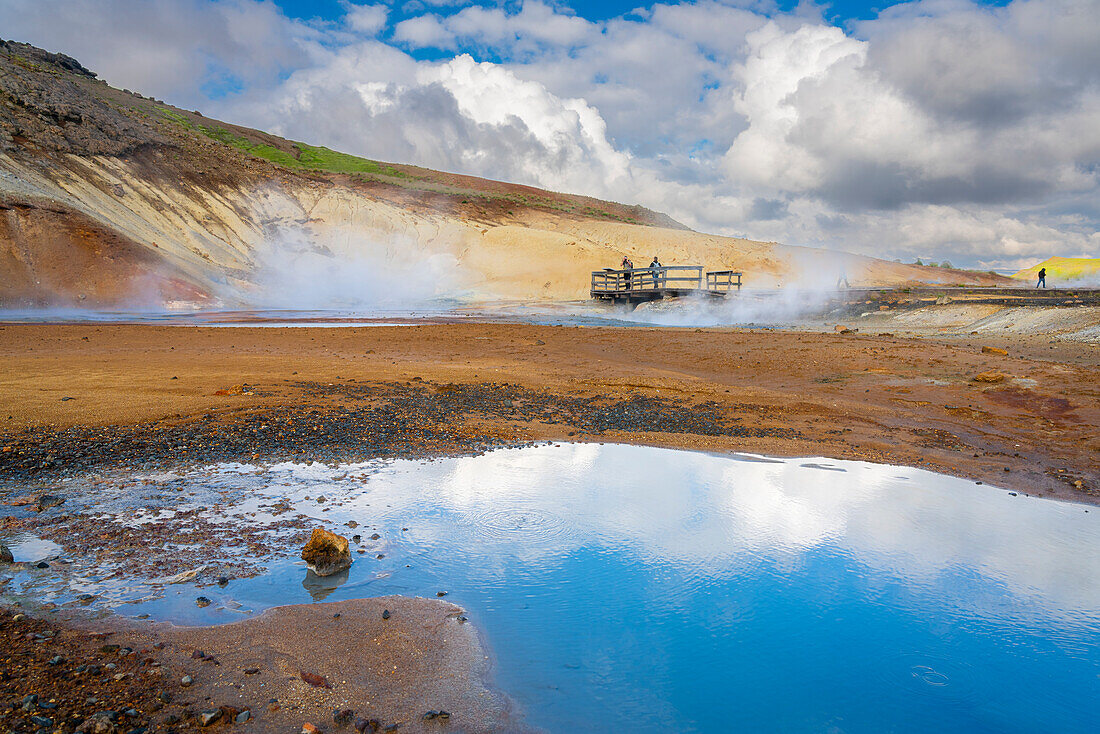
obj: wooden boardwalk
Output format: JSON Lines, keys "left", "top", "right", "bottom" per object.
{"left": 591, "top": 266, "right": 742, "bottom": 304}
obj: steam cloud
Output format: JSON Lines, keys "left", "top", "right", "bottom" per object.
{"left": 244, "top": 227, "right": 467, "bottom": 310}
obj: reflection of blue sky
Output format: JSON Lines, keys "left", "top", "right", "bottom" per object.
{"left": 374, "top": 444, "right": 1100, "bottom": 614}
{"left": 6, "top": 444, "right": 1098, "bottom": 732}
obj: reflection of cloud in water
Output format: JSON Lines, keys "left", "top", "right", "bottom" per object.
{"left": 336, "top": 444, "right": 1100, "bottom": 614}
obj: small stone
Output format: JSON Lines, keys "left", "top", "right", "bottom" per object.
{"left": 436, "top": 711, "right": 450, "bottom": 721}
{"left": 421, "top": 711, "right": 439, "bottom": 721}
{"left": 244, "top": 668, "right": 260, "bottom": 675}
{"left": 369, "top": 533, "right": 380, "bottom": 541}
{"left": 972, "top": 371, "right": 1008, "bottom": 384}
{"left": 0, "top": 545, "right": 12, "bottom": 563}
{"left": 105, "top": 663, "right": 118, "bottom": 670}
{"left": 48, "top": 655, "right": 65, "bottom": 665}
{"left": 36, "top": 494, "right": 64, "bottom": 511}
{"left": 31, "top": 715, "right": 54, "bottom": 727}
{"left": 199, "top": 710, "right": 222, "bottom": 727}
{"left": 181, "top": 675, "right": 193, "bottom": 687}
{"left": 162, "top": 715, "right": 181, "bottom": 725}
{"left": 436, "top": 591, "right": 447, "bottom": 597}
{"left": 36, "top": 561, "right": 50, "bottom": 569}
{"left": 353, "top": 718, "right": 376, "bottom": 733}
{"left": 981, "top": 346, "right": 1008, "bottom": 356}
{"left": 1009, "top": 492, "right": 1018, "bottom": 496}
{"left": 235, "top": 711, "right": 251, "bottom": 724}
{"left": 302, "top": 724, "right": 321, "bottom": 734}
{"left": 196, "top": 596, "right": 212, "bottom": 607}
{"left": 381, "top": 609, "right": 390, "bottom": 620}
{"left": 158, "top": 692, "right": 172, "bottom": 703}
{"left": 333, "top": 708, "right": 355, "bottom": 726}
{"left": 12, "top": 613, "right": 24, "bottom": 622}
{"left": 217, "top": 577, "right": 229, "bottom": 586}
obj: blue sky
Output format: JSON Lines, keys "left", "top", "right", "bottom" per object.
{"left": 0, "top": 0, "right": 1096, "bottom": 268}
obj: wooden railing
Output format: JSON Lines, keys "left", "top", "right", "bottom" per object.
{"left": 706, "top": 270, "right": 742, "bottom": 292}
{"left": 591, "top": 266, "right": 704, "bottom": 294}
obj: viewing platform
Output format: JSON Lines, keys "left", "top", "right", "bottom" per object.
{"left": 591, "top": 266, "right": 742, "bottom": 304}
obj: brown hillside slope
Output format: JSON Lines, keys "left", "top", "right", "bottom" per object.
{"left": 0, "top": 40, "right": 1013, "bottom": 307}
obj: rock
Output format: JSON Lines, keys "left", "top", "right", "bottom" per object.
{"left": 76, "top": 712, "right": 119, "bottom": 734}
{"left": 217, "top": 576, "right": 229, "bottom": 586}
{"left": 181, "top": 675, "right": 193, "bottom": 687}
{"left": 333, "top": 709, "right": 355, "bottom": 726}
{"left": 300, "top": 670, "right": 332, "bottom": 688}
{"left": 235, "top": 711, "right": 251, "bottom": 724}
{"left": 369, "top": 533, "right": 381, "bottom": 541}
{"left": 935, "top": 296, "right": 952, "bottom": 305}
{"left": 302, "top": 724, "right": 321, "bottom": 734}
{"left": 301, "top": 528, "right": 352, "bottom": 577}
{"left": 381, "top": 609, "right": 390, "bottom": 620}
{"left": 346, "top": 520, "right": 358, "bottom": 528}
{"left": 158, "top": 692, "right": 171, "bottom": 703}
{"left": 244, "top": 668, "right": 260, "bottom": 675}
{"left": 436, "top": 591, "right": 447, "bottom": 597}
{"left": 149, "top": 564, "right": 207, "bottom": 585}
{"left": 421, "top": 711, "right": 439, "bottom": 721}
{"left": 972, "top": 371, "right": 1008, "bottom": 384}
{"left": 834, "top": 324, "right": 850, "bottom": 333}
{"left": 981, "top": 346, "right": 1008, "bottom": 356}
{"left": 354, "top": 718, "right": 379, "bottom": 732}
{"left": 196, "top": 596, "right": 212, "bottom": 607}
{"left": 36, "top": 561, "right": 50, "bottom": 568}
{"left": 0, "top": 544, "right": 12, "bottom": 563}
{"left": 36, "top": 494, "right": 64, "bottom": 511}
{"left": 199, "top": 710, "right": 222, "bottom": 727}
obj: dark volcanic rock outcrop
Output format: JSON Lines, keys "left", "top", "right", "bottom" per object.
{"left": 0, "top": 39, "right": 166, "bottom": 155}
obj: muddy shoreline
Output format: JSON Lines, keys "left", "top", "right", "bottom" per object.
{"left": 1, "top": 322, "right": 1096, "bottom": 502}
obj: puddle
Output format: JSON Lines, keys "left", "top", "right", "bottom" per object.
{"left": 3, "top": 444, "right": 1099, "bottom": 732}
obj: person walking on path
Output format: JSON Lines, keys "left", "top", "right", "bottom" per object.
{"left": 1037, "top": 267, "right": 1046, "bottom": 288}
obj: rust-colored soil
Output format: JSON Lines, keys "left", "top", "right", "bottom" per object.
{"left": 0, "top": 322, "right": 1096, "bottom": 502}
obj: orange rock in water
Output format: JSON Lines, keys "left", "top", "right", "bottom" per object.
{"left": 301, "top": 528, "right": 351, "bottom": 577}
{"left": 972, "top": 371, "right": 1008, "bottom": 384}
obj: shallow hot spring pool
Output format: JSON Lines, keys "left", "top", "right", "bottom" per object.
{"left": 5, "top": 444, "right": 1099, "bottom": 732}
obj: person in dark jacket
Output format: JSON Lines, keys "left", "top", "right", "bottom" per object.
{"left": 621, "top": 256, "right": 634, "bottom": 290}
{"left": 1036, "top": 267, "right": 1046, "bottom": 288}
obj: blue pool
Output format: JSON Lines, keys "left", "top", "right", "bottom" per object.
{"left": 6, "top": 445, "right": 1099, "bottom": 732}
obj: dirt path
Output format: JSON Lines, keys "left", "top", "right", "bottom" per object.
{"left": 0, "top": 322, "right": 1096, "bottom": 503}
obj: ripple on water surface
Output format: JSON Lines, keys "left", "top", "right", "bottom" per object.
{"left": 3, "top": 444, "right": 1099, "bottom": 733}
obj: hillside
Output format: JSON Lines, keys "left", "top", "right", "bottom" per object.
{"left": 1014, "top": 257, "right": 1100, "bottom": 285}
{"left": 0, "top": 39, "right": 1014, "bottom": 308}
